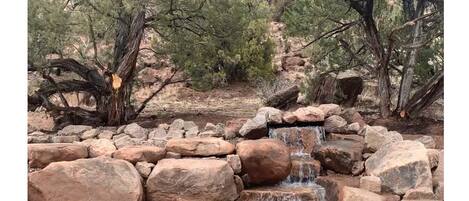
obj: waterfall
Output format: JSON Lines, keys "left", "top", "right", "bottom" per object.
{"left": 268, "top": 126, "right": 327, "bottom": 201}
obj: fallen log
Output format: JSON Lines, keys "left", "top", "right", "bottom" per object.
{"left": 264, "top": 85, "right": 300, "bottom": 109}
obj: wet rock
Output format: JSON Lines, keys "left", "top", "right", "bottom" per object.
{"left": 165, "top": 137, "right": 235, "bottom": 156}
{"left": 314, "top": 140, "right": 363, "bottom": 174}
{"left": 80, "top": 128, "right": 98, "bottom": 140}
{"left": 363, "top": 126, "right": 403, "bottom": 152}
{"left": 57, "top": 125, "right": 92, "bottom": 136}
{"left": 135, "top": 161, "right": 155, "bottom": 178}
{"left": 269, "top": 127, "right": 324, "bottom": 154}
{"left": 239, "top": 114, "right": 268, "bottom": 139}
{"left": 146, "top": 159, "right": 238, "bottom": 201}
{"left": 28, "top": 143, "right": 88, "bottom": 168}
{"left": 238, "top": 186, "right": 325, "bottom": 201}
{"left": 315, "top": 175, "right": 360, "bottom": 201}
{"left": 236, "top": 139, "right": 291, "bottom": 185}
{"left": 112, "top": 145, "right": 166, "bottom": 164}
{"left": 324, "top": 115, "right": 347, "bottom": 132}
{"left": 124, "top": 123, "right": 148, "bottom": 139}
{"left": 342, "top": 186, "right": 385, "bottom": 201}
{"left": 360, "top": 176, "right": 381, "bottom": 193}
{"left": 257, "top": 107, "right": 283, "bottom": 124}
{"left": 227, "top": 154, "right": 242, "bottom": 174}
{"left": 290, "top": 157, "right": 321, "bottom": 182}
{"left": 51, "top": 135, "right": 80, "bottom": 143}
{"left": 293, "top": 106, "right": 325, "bottom": 122}
{"left": 28, "top": 157, "right": 143, "bottom": 201}
{"left": 403, "top": 187, "right": 437, "bottom": 200}
{"left": 88, "top": 139, "right": 116, "bottom": 157}
{"left": 416, "top": 136, "right": 436, "bottom": 149}
{"left": 365, "top": 141, "right": 433, "bottom": 195}
{"left": 318, "top": 104, "right": 342, "bottom": 117}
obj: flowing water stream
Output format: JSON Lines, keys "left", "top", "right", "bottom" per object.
{"left": 268, "top": 126, "right": 327, "bottom": 201}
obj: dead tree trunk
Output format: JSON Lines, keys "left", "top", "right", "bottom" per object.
{"left": 396, "top": 0, "right": 425, "bottom": 112}
{"left": 402, "top": 71, "right": 443, "bottom": 118}
{"left": 264, "top": 85, "right": 299, "bottom": 108}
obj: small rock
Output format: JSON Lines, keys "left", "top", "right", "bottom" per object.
{"left": 28, "top": 135, "right": 51, "bottom": 143}
{"left": 57, "top": 125, "right": 92, "bottom": 136}
{"left": 318, "top": 104, "right": 341, "bottom": 117}
{"left": 116, "top": 125, "right": 126, "bottom": 134}
{"left": 124, "top": 123, "right": 148, "bottom": 139}
{"left": 416, "top": 136, "right": 436, "bottom": 149}
{"left": 403, "top": 187, "right": 437, "bottom": 200}
{"left": 97, "top": 130, "right": 115, "bottom": 140}
{"left": 282, "top": 111, "right": 297, "bottom": 124}
{"left": 227, "top": 154, "right": 242, "bottom": 174}
{"left": 148, "top": 128, "right": 167, "bottom": 139}
{"left": 346, "top": 122, "right": 361, "bottom": 133}
{"left": 88, "top": 139, "right": 116, "bottom": 157}
{"left": 341, "top": 108, "right": 366, "bottom": 127}
{"left": 352, "top": 161, "right": 365, "bottom": 176}
{"left": 169, "top": 119, "right": 185, "bottom": 131}
{"left": 80, "top": 128, "right": 98, "bottom": 140}
{"left": 165, "top": 152, "right": 181, "bottom": 159}
{"left": 224, "top": 118, "right": 248, "bottom": 140}
{"left": 114, "top": 135, "right": 136, "bottom": 149}
{"left": 112, "top": 145, "right": 166, "bottom": 164}
{"left": 239, "top": 114, "right": 268, "bottom": 139}
{"left": 293, "top": 106, "right": 325, "bottom": 122}
{"left": 185, "top": 127, "right": 199, "bottom": 138}
{"left": 257, "top": 107, "right": 283, "bottom": 124}
{"left": 28, "top": 143, "right": 88, "bottom": 168}
{"left": 324, "top": 115, "right": 347, "bottom": 132}
{"left": 313, "top": 140, "right": 363, "bottom": 174}
{"left": 363, "top": 126, "right": 403, "bottom": 152}
{"left": 135, "top": 161, "right": 155, "bottom": 178}
{"left": 165, "top": 137, "right": 235, "bottom": 156}
{"left": 166, "top": 129, "right": 184, "bottom": 139}
{"left": 360, "top": 176, "right": 381, "bottom": 193}
{"left": 183, "top": 121, "right": 198, "bottom": 131}
{"left": 51, "top": 135, "right": 80, "bottom": 143}
{"left": 342, "top": 186, "right": 386, "bottom": 201}
{"left": 204, "top": 122, "right": 217, "bottom": 131}
{"left": 233, "top": 175, "right": 244, "bottom": 193}
{"left": 158, "top": 123, "right": 170, "bottom": 130}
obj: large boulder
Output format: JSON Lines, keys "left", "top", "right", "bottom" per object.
{"left": 28, "top": 143, "right": 88, "bottom": 168}
{"left": 324, "top": 115, "right": 347, "bottom": 132}
{"left": 165, "top": 137, "right": 235, "bottom": 156}
{"left": 293, "top": 106, "right": 325, "bottom": 122}
{"left": 146, "top": 159, "right": 238, "bottom": 201}
{"left": 28, "top": 157, "right": 143, "bottom": 201}
{"left": 236, "top": 139, "right": 291, "bottom": 184}
{"left": 239, "top": 114, "right": 268, "bottom": 139}
{"left": 313, "top": 140, "right": 363, "bottom": 174}
{"left": 112, "top": 146, "right": 166, "bottom": 164}
{"left": 365, "top": 141, "right": 433, "bottom": 195}
{"left": 362, "top": 126, "right": 403, "bottom": 152}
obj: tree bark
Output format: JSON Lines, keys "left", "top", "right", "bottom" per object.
{"left": 396, "top": 0, "right": 425, "bottom": 113}
{"left": 402, "top": 70, "right": 443, "bottom": 118}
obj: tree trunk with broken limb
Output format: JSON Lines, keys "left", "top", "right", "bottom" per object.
{"left": 401, "top": 71, "right": 443, "bottom": 118}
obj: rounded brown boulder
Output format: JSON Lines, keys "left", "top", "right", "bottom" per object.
{"left": 112, "top": 145, "right": 166, "bottom": 164}
{"left": 28, "top": 157, "right": 144, "bottom": 201}
{"left": 236, "top": 139, "right": 291, "bottom": 185}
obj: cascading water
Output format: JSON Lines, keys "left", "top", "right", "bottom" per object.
{"left": 268, "top": 126, "right": 327, "bottom": 201}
